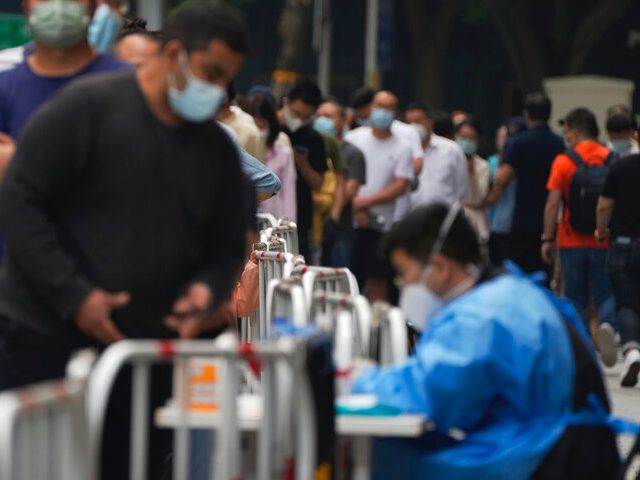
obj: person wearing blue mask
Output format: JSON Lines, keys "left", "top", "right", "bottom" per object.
{"left": 345, "top": 91, "right": 414, "bottom": 302}
{"left": 455, "top": 117, "right": 491, "bottom": 253}
{"left": 88, "top": 0, "right": 124, "bottom": 53}
{"left": 606, "top": 113, "right": 639, "bottom": 159}
{"left": 0, "top": 0, "right": 130, "bottom": 182}
{"left": 0, "top": 2, "right": 250, "bottom": 478}
{"left": 352, "top": 203, "right": 628, "bottom": 480}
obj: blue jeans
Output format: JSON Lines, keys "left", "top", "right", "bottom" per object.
{"left": 608, "top": 237, "right": 640, "bottom": 352}
{"left": 560, "top": 248, "right": 615, "bottom": 330}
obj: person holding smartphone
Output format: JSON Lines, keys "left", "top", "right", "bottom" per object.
{"left": 278, "top": 79, "right": 327, "bottom": 261}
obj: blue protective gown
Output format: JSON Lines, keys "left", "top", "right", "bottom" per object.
{"left": 353, "top": 272, "right": 587, "bottom": 479}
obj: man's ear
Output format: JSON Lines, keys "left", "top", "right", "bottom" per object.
{"left": 163, "top": 40, "right": 183, "bottom": 70}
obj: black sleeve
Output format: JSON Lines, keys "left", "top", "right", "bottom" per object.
{"left": 191, "top": 125, "right": 248, "bottom": 308}
{"left": 601, "top": 163, "right": 620, "bottom": 199}
{"left": 308, "top": 130, "right": 328, "bottom": 174}
{"left": 0, "top": 85, "right": 95, "bottom": 319}
{"left": 503, "top": 137, "right": 521, "bottom": 171}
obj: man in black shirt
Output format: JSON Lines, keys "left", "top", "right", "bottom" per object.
{"left": 597, "top": 150, "right": 640, "bottom": 387}
{"left": 279, "top": 79, "right": 327, "bottom": 261}
{"left": 486, "top": 93, "right": 564, "bottom": 278}
{"left": 0, "top": 2, "right": 249, "bottom": 477}
{"left": 317, "top": 98, "right": 366, "bottom": 267}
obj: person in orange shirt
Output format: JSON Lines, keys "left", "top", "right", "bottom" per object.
{"left": 541, "top": 108, "right": 617, "bottom": 367}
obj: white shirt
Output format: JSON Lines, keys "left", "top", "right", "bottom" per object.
{"left": 390, "top": 120, "right": 423, "bottom": 221}
{"left": 410, "top": 134, "right": 468, "bottom": 208}
{"left": 464, "top": 155, "right": 491, "bottom": 241}
{"left": 0, "top": 46, "right": 24, "bottom": 73}
{"left": 345, "top": 127, "right": 414, "bottom": 231}
{"left": 391, "top": 120, "right": 423, "bottom": 160}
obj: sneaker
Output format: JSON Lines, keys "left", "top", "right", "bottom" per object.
{"left": 620, "top": 349, "right": 640, "bottom": 388}
{"left": 597, "top": 322, "right": 618, "bottom": 368}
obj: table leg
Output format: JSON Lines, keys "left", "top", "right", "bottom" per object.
{"left": 352, "top": 436, "right": 372, "bottom": 480}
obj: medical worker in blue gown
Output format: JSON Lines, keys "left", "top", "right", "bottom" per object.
{"left": 352, "top": 203, "right": 630, "bottom": 480}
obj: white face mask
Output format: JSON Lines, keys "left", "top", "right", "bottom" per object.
{"left": 399, "top": 270, "right": 443, "bottom": 332}
{"left": 258, "top": 128, "right": 269, "bottom": 143}
{"left": 284, "top": 107, "right": 304, "bottom": 133}
{"left": 411, "top": 123, "right": 429, "bottom": 141}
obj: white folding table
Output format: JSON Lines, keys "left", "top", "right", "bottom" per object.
{"left": 155, "top": 394, "right": 431, "bottom": 480}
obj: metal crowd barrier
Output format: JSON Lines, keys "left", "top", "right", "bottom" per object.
{"left": 257, "top": 251, "right": 304, "bottom": 339}
{"left": 293, "top": 265, "right": 360, "bottom": 314}
{"left": 86, "top": 336, "right": 316, "bottom": 480}
{"left": 262, "top": 222, "right": 299, "bottom": 256}
{"left": 375, "top": 304, "right": 409, "bottom": 366}
{"left": 255, "top": 213, "right": 279, "bottom": 233}
{"left": 266, "top": 276, "right": 308, "bottom": 331}
{"left": 310, "top": 291, "right": 372, "bottom": 359}
{"left": 240, "top": 238, "right": 289, "bottom": 342}
{"left": 0, "top": 374, "right": 90, "bottom": 480}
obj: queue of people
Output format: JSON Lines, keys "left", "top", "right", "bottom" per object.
{"left": 0, "top": 1, "right": 638, "bottom": 479}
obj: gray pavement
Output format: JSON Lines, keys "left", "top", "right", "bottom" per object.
{"left": 604, "top": 358, "right": 640, "bottom": 477}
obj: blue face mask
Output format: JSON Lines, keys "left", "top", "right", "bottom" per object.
{"left": 370, "top": 108, "right": 395, "bottom": 130}
{"left": 610, "top": 139, "right": 631, "bottom": 154}
{"left": 456, "top": 137, "right": 478, "bottom": 156}
{"left": 88, "top": 4, "right": 121, "bottom": 53}
{"left": 313, "top": 116, "right": 336, "bottom": 136}
{"left": 168, "top": 52, "right": 225, "bottom": 123}
{"left": 356, "top": 117, "right": 371, "bottom": 127}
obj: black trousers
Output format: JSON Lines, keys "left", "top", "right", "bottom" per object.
{"left": 507, "top": 227, "right": 553, "bottom": 281}
{"left": 0, "top": 320, "right": 173, "bottom": 480}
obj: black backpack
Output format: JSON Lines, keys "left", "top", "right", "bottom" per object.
{"left": 566, "top": 149, "right": 614, "bottom": 234}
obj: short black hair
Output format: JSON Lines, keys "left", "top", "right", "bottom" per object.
{"left": 287, "top": 78, "right": 323, "bottom": 108}
{"left": 243, "top": 95, "right": 280, "bottom": 147}
{"left": 523, "top": 92, "right": 552, "bottom": 122}
{"left": 431, "top": 110, "right": 454, "bottom": 138}
{"left": 383, "top": 204, "right": 481, "bottom": 265}
{"left": 117, "top": 16, "right": 163, "bottom": 42}
{"left": 405, "top": 101, "right": 430, "bottom": 116}
{"left": 322, "top": 96, "right": 345, "bottom": 116}
{"left": 455, "top": 116, "right": 484, "bottom": 138}
{"left": 606, "top": 113, "right": 636, "bottom": 133}
{"left": 350, "top": 86, "right": 375, "bottom": 109}
{"left": 564, "top": 107, "right": 599, "bottom": 139}
{"left": 162, "top": 0, "right": 248, "bottom": 54}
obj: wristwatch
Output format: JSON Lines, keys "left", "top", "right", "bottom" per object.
{"left": 540, "top": 235, "right": 555, "bottom": 244}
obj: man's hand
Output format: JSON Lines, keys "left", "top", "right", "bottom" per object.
{"left": 164, "top": 283, "right": 232, "bottom": 338}
{"left": 0, "top": 132, "right": 16, "bottom": 182}
{"left": 541, "top": 241, "right": 557, "bottom": 265}
{"left": 352, "top": 196, "right": 370, "bottom": 211}
{"left": 354, "top": 209, "right": 369, "bottom": 229}
{"left": 75, "top": 289, "right": 129, "bottom": 345}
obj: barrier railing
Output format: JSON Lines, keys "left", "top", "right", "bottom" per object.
{"left": 310, "top": 291, "right": 372, "bottom": 360}
{"left": 293, "top": 265, "right": 360, "bottom": 315}
{"left": 255, "top": 213, "right": 278, "bottom": 233}
{"left": 262, "top": 222, "right": 299, "bottom": 256}
{"left": 257, "top": 251, "right": 303, "bottom": 339}
{"left": 373, "top": 303, "right": 409, "bottom": 366}
{"left": 0, "top": 371, "right": 91, "bottom": 480}
{"left": 266, "top": 276, "right": 308, "bottom": 331}
{"left": 86, "top": 336, "right": 316, "bottom": 480}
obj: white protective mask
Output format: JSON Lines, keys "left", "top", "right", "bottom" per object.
{"left": 284, "top": 107, "right": 304, "bottom": 133}
{"left": 411, "top": 123, "right": 429, "bottom": 141}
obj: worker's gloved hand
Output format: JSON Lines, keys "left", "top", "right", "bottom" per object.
{"left": 164, "top": 283, "right": 234, "bottom": 338}
{"left": 75, "top": 289, "right": 129, "bottom": 345}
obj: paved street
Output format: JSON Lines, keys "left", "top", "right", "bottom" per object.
{"left": 604, "top": 359, "right": 640, "bottom": 477}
